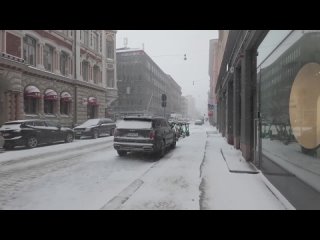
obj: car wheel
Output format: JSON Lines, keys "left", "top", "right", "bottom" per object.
{"left": 3, "top": 144, "right": 14, "bottom": 150}
{"left": 156, "top": 140, "right": 165, "bottom": 159}
{"left": 110, "top": 129, "right": 114, "bottom": 136}
{"left": 75, "top": 136, "right": 80, "bottom": 139}
{"left": 65, "top": 133, "right": 74, "bottom": 143}
{"left": 92, "top": 130, "right": 98, "bottom": 139}
{"left": 117, "top": 150, "right": 127, "bottom": 156}
{"left": 26, "top": 136, "right": 38, "bottom": 148}
{"left": 171, "top": 139, "right": 176, "bottom": 149}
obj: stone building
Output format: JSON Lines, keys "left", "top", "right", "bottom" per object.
{"left": 0, "top": 30, "right": 117, "bottom": 127}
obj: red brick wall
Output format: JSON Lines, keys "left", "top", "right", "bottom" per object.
{"left": 6, "top": 32, "right": 21, "bottom": 57}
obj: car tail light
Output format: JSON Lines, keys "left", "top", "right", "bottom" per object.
{"left": 149, "top": 130, "right": 155, "bottom": 140}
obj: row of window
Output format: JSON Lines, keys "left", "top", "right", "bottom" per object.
{"left": 79, "top": 30, "right": 114, "bottom": 59}
{"left": 24, "top": 89, "right": 72, "bottom": 115}
{"left": 23, "top": 35, "right": 71, "bottom": 76}
{"left": 82, "top": 61, "right": 102, "bottom": 83}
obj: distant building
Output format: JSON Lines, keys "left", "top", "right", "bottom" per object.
{"left": 113, "top": 48, "right": 182, "bottom": 118}
{"left": 208, "top": 39, "right": 219, "bottom": 126}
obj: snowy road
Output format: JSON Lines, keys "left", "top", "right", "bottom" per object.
{"left": 0, "top": 126, "right": 206, "bottom": 210}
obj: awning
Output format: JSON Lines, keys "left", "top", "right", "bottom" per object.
{"left": 88, "top": 97, "right": 99, "bottom": 106}
{"left": 44, "top": 89, "right": 58, "bottom": 100}
{"left": 61, "top": 92, "right": 72, "bottom": 102}
{"left": 24, "top": 85, "right": 41, "bottom": 98}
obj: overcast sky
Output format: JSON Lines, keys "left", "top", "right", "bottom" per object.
{"left": 116, "top": 30, "right": 218, "bottom": 116}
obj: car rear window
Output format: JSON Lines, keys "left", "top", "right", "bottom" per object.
{"left": 117, "top": 120, "right": 152, "bottom": 129}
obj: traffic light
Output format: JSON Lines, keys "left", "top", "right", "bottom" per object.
{"left": 161, "top": 94, "right": 167, "bottom": 108}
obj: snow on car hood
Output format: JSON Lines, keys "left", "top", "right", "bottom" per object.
{"left": 0, "top": 124, "right": 21, "bottom": 131}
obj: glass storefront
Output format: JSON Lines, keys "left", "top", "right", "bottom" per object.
{"left": 257, "top": 30, "right": 320, "bottom": 209}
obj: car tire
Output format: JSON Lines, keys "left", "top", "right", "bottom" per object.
{"left": 75, "top": 136, "right": 81, "bottom": 139}
{"left": 92, "top": 130, "right": 98, "bottom": 139}
{"left": 26, "top": 136, "right": 38, "bottom": 148}
{"left": 156, "top": 140, "right": 165, "bottom": 159}
{"left": 110, "top": 129, "right": 114, "bottom": 136}
{"left": 3, "top": 144, "right": 14, "bottom": 150}
{"left": 117, "top": 150, "right": 127, "bottom": 156}
{"left": 65, "top": 133, "right": 74, "bottom": 143}
{"left": 171, "top": 139, "right": 176, "bottom": 149}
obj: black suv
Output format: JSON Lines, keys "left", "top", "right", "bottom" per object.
{"left": 113, "top": 116, "right": 176, "bottom": 158}
{"left": 0, "top": 120, "right": 74, "bottom": 149}
{"left": 74, "top": 118, "right": 116, "bottom": 139}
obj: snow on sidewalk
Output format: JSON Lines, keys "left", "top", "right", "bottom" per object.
{"left": 200, "top": 127, "right": 293, "bottom": 210}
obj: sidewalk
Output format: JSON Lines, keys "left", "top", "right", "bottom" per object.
{"left": 200, "top": 126, "right": 295, "bottom": 210}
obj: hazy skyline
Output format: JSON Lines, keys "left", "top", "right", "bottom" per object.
{"left": 116, "top": 30, "right": 218, "bottom": 116}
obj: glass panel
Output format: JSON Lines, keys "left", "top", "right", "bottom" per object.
{"left": 258, "top": 30, "right": 320, "bottom": 208}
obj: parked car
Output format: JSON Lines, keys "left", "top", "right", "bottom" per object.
{"left": 74, "top": 118, "right": 116, "bottom": 139}
{"left": 0, "top": 119, "right": 74, "bottom": 150}
{"left": 113, "top": 115, "right": 176, "bottom": 158}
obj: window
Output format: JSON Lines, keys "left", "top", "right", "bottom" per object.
{"left": 23, "top": 35, "right": 36, "bottom": 66}
{"left": 93, "top": 65, "right": 100, "bottom": 84}
{"left": 106, "top": 39, "right": 114, "bottom": 59}
{"left": 34, "top": 121, "right": 45, "bottom": 127}
{"left": 60, "top": 92, "right": 72, "bottom": 115}
{"left": 60, "top": 51, "right": 68, "bottom": 76}
{"left": 24, "top": 97, "right": 38, "bottom": 114}
{"left": 107, "top": 69, "right": 114, "bottom": 88}
{"left": 84, "top": 30, "right": 89, "bottom": 46}
{"left": 24, "top": 85, "right": 40, "bottom": 114}
{"left": 82, "top": 61, "right": 89, "bottom": 81}
{"left": 44, "top": 100, "right": 54, "bottom": 114}
{"left": 93, "top": 32, "right": 99, "bottom": 52}
{"left": 44, "top": 44, "right": 53, "bottom": 71}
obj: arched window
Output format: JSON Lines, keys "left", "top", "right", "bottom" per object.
{"left": 87, "top": 97, "right": 99, "bottom": 119}
{"left": 60, "top": 92, "right": 72, "bottom": 115}
{"left": 44, "top": 89, "right": 58, "bottom": 114}
{"left": 24, "top": 85, "right": 40, "bottom": 114}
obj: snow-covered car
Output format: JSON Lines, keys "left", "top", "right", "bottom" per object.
{"left": 113, "top": 115, "right": 176, "bottom": 158}
{"left": 0, "top": 120, "right": 74, "bottom": 150}
{"left": 74, "top": 118, "right": 116, "bottom": 139}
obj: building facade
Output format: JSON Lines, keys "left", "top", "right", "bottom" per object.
{"left": 113, "top": 48, "right": 182, "bottom": 118}
{"left": 215, "top": 30, "right": 320, "bottom": 209}
{"left": 208, "top": 39, "right": 219, "bottom": 126}
{"left": 0, "top": 30, "right": 117, "bottom": 127}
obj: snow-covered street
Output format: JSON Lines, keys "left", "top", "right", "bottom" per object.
{"left": 0, "top": 123, "right": 292, "bottom": 210}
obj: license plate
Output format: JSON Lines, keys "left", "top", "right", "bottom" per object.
{"left": 2, "top": 133, "right": 10, "bottom": 137}
{"left": 127, "top": 133, "right": 138, "bottom": 137}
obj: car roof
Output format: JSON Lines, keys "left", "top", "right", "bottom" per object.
{"left": 4, "top": 119, "right": 43, "bottom": 124}
{"left": 123, "top": 115, "right": 165, "bottom": 121}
